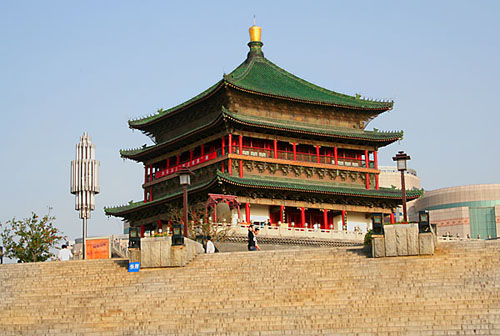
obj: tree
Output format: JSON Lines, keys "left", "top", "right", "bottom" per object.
{"left": 164, "top": 201, "right": 235, "bottom": 242}
{"left": 0, "top": 211, "right": 66, "bottom": 263}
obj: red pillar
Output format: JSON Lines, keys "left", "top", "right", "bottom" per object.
{"left": 365, "top": 150, "right": 369, "bottom": 168}
{"left": 390, "top": 213, "right": 396, "bottom": 224}
{"left": 316, "top": 145, "right": 320, "bottom": 163}
{"left": 149, "top": 187, "right": 153, "bottom": 202}
{"left": 334, "top": 147, "right": 338, "bottom": 165}
{"left": 323, "top": 209, "right": 328, "bottom": 230}
{"left": 144, "top": 189, "right": 147, "bottom": 202}
{"left": 342, "top": 210, "right": 346, "bottom": 230}
{"left": 190, "top": 149, "right": 193, "bottom": 162}
{"left": 149, "top": 164, "right": 152, "bottom": 182}
{"left": 144, "top": 165, "right": 148, "bottom": 184}
{"left": 300, "top": 207, "right": 305, "bottom": 228}
{"left": 221, "top": 161, "right": 225, "bottom": 173}
{"left": 274, "top": 140, "right": 278, "bottom": 159}
{"left": 201, "top": 144, "right": 204, "bottom": 156}
{"left": 239, "top": 160, "right": 243, "bottom": 178}
{"left": 140, "top": 224, "right": 145, "bottom": 238}
{"left": 293, "top": 143, "right": 297, "bottom": 161}
{"left": 374, "top": 150, "right": 378, "bottom": 169}
{"left": 167, "top": 157, "right": 170, "bottom": 170}
{"left": 222, "top": 136, "right": 225, "bottom": 156}
{"left": 239, "top": 135, "right": 243, "bottom": 154}
{"left": 280, "top": 205, "right": 284, "bottom": 223}
{"left": 176, "top": 154, "right": 180, "bottom": 166}
{"left": 245, "top": 203, "right": 251, "bottom": 223}
{"left": 158, "top": 220, "right": 163, "bottom": 231}
{"left": 228, "top": 134, "right": 233, "bottom": 175}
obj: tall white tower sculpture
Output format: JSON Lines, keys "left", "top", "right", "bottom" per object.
{"left": 70, "top": 132, "right": 100, "bottom": 259}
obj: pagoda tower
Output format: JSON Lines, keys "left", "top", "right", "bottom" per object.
{"left": 105, "top": 25, "right": 420, "bottom": 234}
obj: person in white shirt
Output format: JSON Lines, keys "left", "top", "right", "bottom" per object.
{"left": 57, "top": 244, "right": 73, "bottom": 261}
{"left": 206, "top": 236, "right": 215, "bottom": 254}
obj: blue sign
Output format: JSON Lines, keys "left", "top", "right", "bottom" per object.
{"left": 128, "top": 262, "right": 140, "bottom": 272}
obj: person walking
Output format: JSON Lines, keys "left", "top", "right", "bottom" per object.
{"left": 206, "top": 236, "right": 215, "bottom": 254}
{"left": 248, "top": 224, "right": 256, "bottom": 251}
{"left": 253, "top": 227, "right": 262, "bottom": 251}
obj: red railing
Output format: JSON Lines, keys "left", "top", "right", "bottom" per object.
{"left": 233, "top": 146, "right": 374, "bottom": 168}
{"left": 155, "top": 150, "right": 219, "bottom": 179}
{"left": 153, "top": 144, "right": 375, "bottom": 181}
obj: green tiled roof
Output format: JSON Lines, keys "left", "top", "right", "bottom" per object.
{"left": 105, "top": 171, "right": 421, "bottom": 217}
{"left": 121, "top": 112, "right": 223, "bottom": 159}
{"left": 225, "top": 42, "right": 393, "bottom": 111}
{"left": 223, "top": 108, "right": 402, "bottom": 142}
{"left": 217, "top": 172, "right": 422, "bottom": 199}
{"left": 128, "top": 42, "right": 393, "bottom": 127}
{"left": 120, "top": 107, "right": 402, "bottom": 160}
{"left": 104, "top": 178, "right": 217, "bottom": 216}
{"left": 129, "top": 81, "right": 223, "bottom": 127}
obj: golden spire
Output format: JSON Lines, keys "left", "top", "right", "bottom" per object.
{"left": 249, "top": 16, "right": 261, "bottom": 42}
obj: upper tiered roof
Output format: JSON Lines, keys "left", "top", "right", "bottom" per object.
{"left": 129, "top": 26, "right": 393, "bottom": 128}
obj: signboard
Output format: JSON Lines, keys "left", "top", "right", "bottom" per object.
{"left": 85, "top": 237, "right": 110, "bottom": 260}
{"left": 128, "top": 262, "right": 140, "bottom": 272}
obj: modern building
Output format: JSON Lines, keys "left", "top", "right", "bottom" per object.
{"left": 378, "top": 166, "right": 420, "bottom": 190}
{"left": 105, "top": 25, "right": 420, "bottom": 235}
{"left": 409, "top": 184, "right": 500, "bottom": 239}
{"left": 379, "top": 166, "right": 421, "bottom": 222}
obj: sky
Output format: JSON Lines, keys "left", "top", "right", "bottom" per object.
{"left": 1, "top": 0, "right": 499, "bottom": 243}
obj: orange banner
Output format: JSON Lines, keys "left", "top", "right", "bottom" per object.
{"left": 86, "top": 238, "right": 110, "bottom": 260}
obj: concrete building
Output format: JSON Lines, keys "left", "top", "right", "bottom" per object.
{"left": 378, "top": 166, "right": 420, "bottom": 190}
{"left": 409, "top": 184, "right": 500, "bottom": 239}
{"left": 379, "top": 166, "right": 421, "bottom": 222}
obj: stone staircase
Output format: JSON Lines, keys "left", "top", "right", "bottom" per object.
{"left": 1, "top": 240, "right": 500, "bottom": 335}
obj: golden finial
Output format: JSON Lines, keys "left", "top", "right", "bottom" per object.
{"left": 249, "top": 15, "right": 261, "bottom": 42}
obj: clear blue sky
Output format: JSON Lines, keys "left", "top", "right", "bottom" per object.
{"left": 1, "top": 0, "right": 499, "bottom": 241}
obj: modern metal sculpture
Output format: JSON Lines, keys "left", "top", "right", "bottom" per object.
{"left": 70, "top": 132, "right": 100, "bottom": 259}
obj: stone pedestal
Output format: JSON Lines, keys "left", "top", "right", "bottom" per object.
{"left": 171, "top": 245, "right": 187, "bottom": 267}
{"left": 419, "top": 232, "right": 435, "bottom": 255}
{"left": 372, "top": 224, "right": 435, "bottom": 258}
{"left": 371, "top": 235, "right": 385, "bottom": 258}
{"left": 139, "top": 237, "right": 203, "bottom": 268}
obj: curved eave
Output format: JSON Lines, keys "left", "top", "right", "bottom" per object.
{"left": 217, "top": 172, "right": 421, "bottom": 200}
{"left": 128, "top": 80, "right": 225, "bottom": 129}
{"left": 226, "top": 82, "right": 392, "bottom": 112}
{"left": 104, "top": 178, "right": 218, "bottom": 217}
{"left": 222, "top": 110, "right": 402, "bottom": 145}
{"left": 120, "top": 112, "right": 225, "bottom": 161}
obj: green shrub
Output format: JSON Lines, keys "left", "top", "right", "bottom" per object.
{"left": 364, "top": 229, "right": 373, "bottom": 246}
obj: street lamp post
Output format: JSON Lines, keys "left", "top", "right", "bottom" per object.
{"left": 178, "top": 167, "right": 193, "bottom": 238}
{"left": 392, "top": 151, "right": 411, "bottom": 223}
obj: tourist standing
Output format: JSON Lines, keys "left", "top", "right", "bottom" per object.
{"left": 57, "top": 244, "right": 73, "bottom": 261}
{"left": 206, "top": 236, "right": 215, "bottom": 254}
